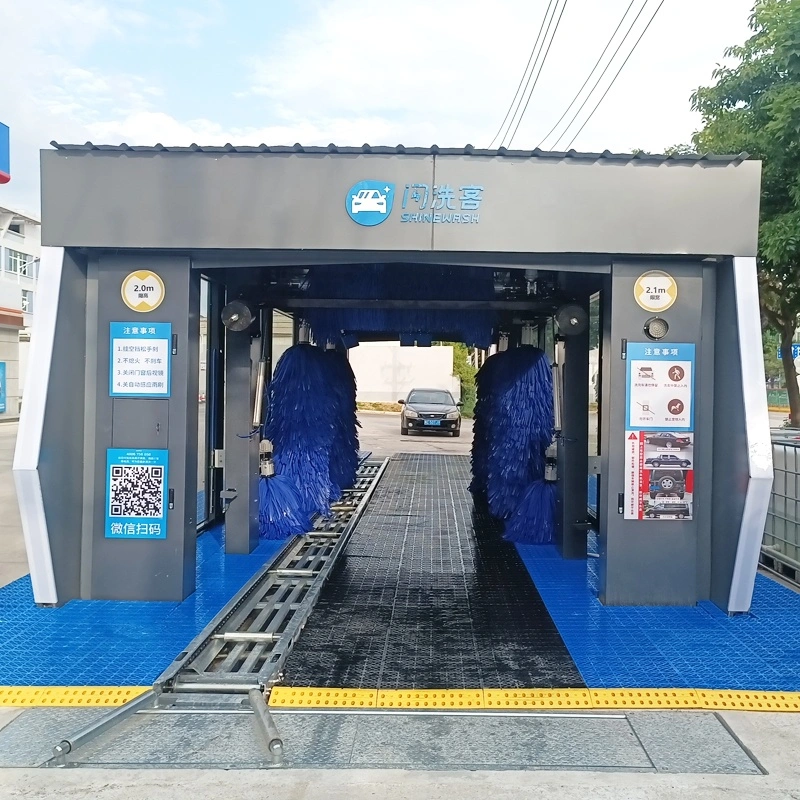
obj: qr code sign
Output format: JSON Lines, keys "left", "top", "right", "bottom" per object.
{"left": 109, "top": 465, "right": 164, "bottom": 518}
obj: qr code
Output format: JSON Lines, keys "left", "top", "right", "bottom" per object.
{"left": 109, "top": 466, "right": 164, "bottom": 518}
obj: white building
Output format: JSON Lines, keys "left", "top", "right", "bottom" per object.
{"left": 349, "top": 342, "right": 460, "bottom": 403}
{"left": 0, "top": 204, "right": 40, "bottom": 418}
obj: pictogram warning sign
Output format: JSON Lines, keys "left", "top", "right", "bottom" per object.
{"left": 634, "top": 270, "right": 677, "bottom": 312}
{"left": 121, "top": 270, "right": 165, "bottom": 313}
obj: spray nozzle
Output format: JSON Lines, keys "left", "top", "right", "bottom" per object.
{"left": 259, "top": 440, "right": 275, "bottom": 477}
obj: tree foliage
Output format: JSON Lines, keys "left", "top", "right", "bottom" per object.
{"left": 690, "top": 0, "right": 800, "bottom": 422}
{"left": 449, "top": 342, "right": 477, "bottom": 417}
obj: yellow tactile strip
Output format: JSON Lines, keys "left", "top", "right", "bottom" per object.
{"left": 591, "top": 689, "right": 700, "bottom": 709}
{"left": 267, "top": 687, "right": 800, "bottom": 712}
{"left": 0, "top": 686, "right": 150, "bottom": 707}
{"left": 3, "top": 686, "right": 799, "bottom": 711}
{"left": 484, "top": 689, "right": 592, "bottom": 709}
{"left": 377, "top": 690, "right": 484, "bottom": 709}
{"left": 696, "top": 690, "right": 800, "bottom": 712}
{"left": 268, "top": 687, "right": 377, "bottom": 708}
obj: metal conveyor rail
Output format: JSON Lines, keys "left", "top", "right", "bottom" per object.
{"left": 156, "top": 458, "right": 387, "bottom": 696}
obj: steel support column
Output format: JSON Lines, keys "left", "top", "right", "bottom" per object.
{"left": 556, "top": 297, "right": 590, "bottom": 559}
{"left": 223, "top": 327, "right": 260, "bottom": 554}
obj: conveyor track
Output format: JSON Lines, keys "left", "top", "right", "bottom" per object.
{"left": 156, "top": 458, "right": 387, "bottom": 695}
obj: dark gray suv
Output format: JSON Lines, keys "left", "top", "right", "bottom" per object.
{"left": 646, "top": 502, "right": 690, "bottom": 519}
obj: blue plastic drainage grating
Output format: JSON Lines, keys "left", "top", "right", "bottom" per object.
{"left": 517, "top": 535, "right": 800, "bottom": 692}
{"left": 0, "top": 527, "right": 284, "bottom": 686}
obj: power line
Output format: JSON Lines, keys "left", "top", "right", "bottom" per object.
{"left": 536, "top": 0, "right": 637, "bottom": 150}
{"left": 551, "top": 0, "right": 657, "bottom": 151}
{"left": 564, "top": 0, "right": 665, "bottom": 150}
{"left": 487, "top": 0, "right": 557, "bottom": 150}
{"left": 505, "top": 0, "right": 571, "bottom": 148}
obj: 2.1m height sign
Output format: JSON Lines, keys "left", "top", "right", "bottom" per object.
{"left": 624, "top": 343, "right": 696, "bottom": 521}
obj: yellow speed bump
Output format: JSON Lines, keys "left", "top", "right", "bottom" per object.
{"left": 591, "top": 689, "right": 700, "bottom": 709}
{"left": 268, "top": 687, "right": 377, "bottom": 708}
{"left": 377, "top": 689, "right": 484, "bottom": 709}
{"left": 0, "top": 686, "right": 150, "bottom": 707}
{"left": 484, "top": 689, "right": 592, "bottom": 709}
{"left": 697, "top": 690, "right": 800, "bottom": 712}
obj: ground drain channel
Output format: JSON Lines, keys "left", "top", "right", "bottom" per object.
{"left": 46, "top": 458, "right": 387, "bottom": 767}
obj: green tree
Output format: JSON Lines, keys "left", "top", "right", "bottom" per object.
{"left": 762, "top": 327, "right": 785, "bottom": 384}
{"left": 440, "top": 342, "right": 477, "bottom": 417}
{"left": 690, "top": 0, "right": 800, "bottom": 423}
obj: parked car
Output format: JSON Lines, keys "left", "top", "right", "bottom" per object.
{"left": 649, "top": 469, "right": 686, "bottom": 499}
{"left": 645, "top": 432, "right": 691, "bottom": 449}
{"left": 645, "top": 501, "right": 690, "bottom": 519}
{"left": 399, "top": 388, "right": 462, "bottom": 437}
{"left": 645, "top": 453, "right": 691, "bottom": 469}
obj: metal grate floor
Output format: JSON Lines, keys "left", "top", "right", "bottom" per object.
{"left": 0, "top": 704, "right": 762, "bottom": 774}
{"left": 282, "top": 454, "right": 585, "bottom": 689}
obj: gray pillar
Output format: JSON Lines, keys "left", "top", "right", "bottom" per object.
{"left": 223, "top": 328, "right": 260, "bottom": 553}
{"left": 557, "top": 297, "right": 590, "bottom": 559}
{"left": 598, "top": 262, "right": 708, "bottom": 606}
{"left": 83, "top": 255, "right": 199, "bottom": 601}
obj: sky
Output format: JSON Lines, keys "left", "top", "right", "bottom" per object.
{"left": 0, "top": 0, "right": 755, "bottom": 214}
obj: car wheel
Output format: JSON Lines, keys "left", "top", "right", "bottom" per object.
{"left": 652, "top": 460, "right": 661, "bottom": 467}
{"left": 647, "top": 512, "right": 655, "bottom": 518}
{"left": 400, "top": 426, "right": 408, "bottom": 436}
{"left": 659, "top": 477, "right": 676, "bottom": 491}
{"left": 665, "top": 442, "right": 674, "bottom": 448}
{"left": 681, "top": 461, "right": 689, "bottom": 468}
{"left": 677, "top": 513, "right": 685, "bottom": 519}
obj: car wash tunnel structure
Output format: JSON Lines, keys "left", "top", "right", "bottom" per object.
{"left": 6, "top": 143, "right": 799, "bottom": 768}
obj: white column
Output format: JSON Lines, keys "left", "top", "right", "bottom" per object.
{"left": 727, "top": 256, "right": 774, "bottom": 612}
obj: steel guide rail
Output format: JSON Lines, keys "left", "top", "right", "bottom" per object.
{"left": 156, "top": 459, "right": 387, "bottom": 695}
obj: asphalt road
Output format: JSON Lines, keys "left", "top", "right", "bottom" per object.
{"left": 357, "top": 411, "right": 473, "bottom": 459}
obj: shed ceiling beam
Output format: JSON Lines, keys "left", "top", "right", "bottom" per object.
{"left": 278, "top": 299, "right": 554, "bottom": 311}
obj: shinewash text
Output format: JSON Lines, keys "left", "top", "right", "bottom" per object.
{"left": 400, "top": 183, "right": 484, "bottom": 224}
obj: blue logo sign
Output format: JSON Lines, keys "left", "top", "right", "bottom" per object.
{"left": 346, "top": 180, "right": 395, "bottom": 226}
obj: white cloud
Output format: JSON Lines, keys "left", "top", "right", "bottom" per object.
{"left": 243, "top": 0, "right": 755, "bottom": 152}
{"left": 0, "top": 0, "right": 756, "bottom": 213}
{"left": 0, "top": 0, "right": 163, "bottom": 212}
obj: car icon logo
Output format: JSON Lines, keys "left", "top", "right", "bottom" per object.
{"left": 346, "top": 180, "right": 395, "bottom": 227}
